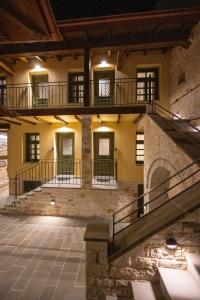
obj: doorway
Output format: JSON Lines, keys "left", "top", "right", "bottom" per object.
{"left": 94, "top": 71, "right": 114, "bottom": 105}
{"left": 32, "top": 74, "right": 48, "bottom": 107}
{"left": 56, "top": 133, "right": 74, "bottom": 175}
{"left": 93, "top": 132, "right": 114, "bottom": 177}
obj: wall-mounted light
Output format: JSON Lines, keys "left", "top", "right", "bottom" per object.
{"left": 34, "top": 64, "right": 42, "bottom": 71}
{"left": 50, "top": 199, "right": 56, "bottom": 206}
{"left": 100, "top": 60, "right": 108, "bottom": 67}
{"left": 166, "top": 238, "right": 177, "bottom": 250}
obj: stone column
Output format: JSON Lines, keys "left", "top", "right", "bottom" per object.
{"left": 82, "top": 114, "right": 92, "bottom": 189}
{"left": 84, "top": 223, "right": 110, "bottom": 300}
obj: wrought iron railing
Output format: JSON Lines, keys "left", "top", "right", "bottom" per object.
{"left": 0, "top": 78, "right": 150, "bottom": 109}
{"left": 152, "top": 102, "right": 200, "bottom": 152}
{"left": 14, "top": 159, "right": 82, "bottom": 201}
{"left": 112, "top": 159, "right": 200, "bottom": 248}
{"left": 92, "top": 159, "right": 118, "bottom": 187}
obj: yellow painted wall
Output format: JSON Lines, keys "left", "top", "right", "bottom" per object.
{"left": 8, "top": 121, "right": 143, "bottom": 183}
{"left": 8, "top": 122, "right": 82, "bottom": 178}
{"left": 92, "top": 122, "right": 143, "bottom": 183}
{"left": 4, "top": 51, "right": 170, "bottom": 108}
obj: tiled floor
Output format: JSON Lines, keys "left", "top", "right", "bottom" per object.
{"left": 0, "top": 214, "right": 87, "bottom": 300}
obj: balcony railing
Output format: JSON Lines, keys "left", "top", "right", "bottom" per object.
{"left": 0, "top": 78, "right": 149, "bottom": 109}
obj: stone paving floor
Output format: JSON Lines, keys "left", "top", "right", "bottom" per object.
{"left": 0, "top": 214, "right": 88, "bottom": 300}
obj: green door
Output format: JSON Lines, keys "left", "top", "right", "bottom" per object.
{"left": 94, "top": 71, "right": 114, "bottom": 105}
{"left": 93, "top": 132, "right": 114, "bottom": 177}
{"left": 32, "top": 75, "right": 48, "bottom": 107}
{"left": 57, "top": 133, "right": 74, "bottom": 175}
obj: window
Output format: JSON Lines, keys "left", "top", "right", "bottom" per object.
{"left": 136, "top": 132, "right": 144, "bottom": 164}
{"left": 0, "top": 77, "right": 6, "bottom": 106}
{"left": 69, "top": 73, "right": 84, "bottom": 104}
{"left": 32, "top": 75, "right": 48, "bottom": 107}
{"left": 94, "top": 71, "right": 114, "bottom": 105}
{"left": 26, "top": 133, "right": 40, "bottom": 162}
{"left": 136, "top": 68, "right": 159, "bottom": 102}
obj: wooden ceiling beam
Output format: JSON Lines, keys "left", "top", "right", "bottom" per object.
{"left": 0, "top": 60, "right": 14, "bottom": 76}
{"left": 133, "top": 114, "right": 143, "bottom": 124}
{"left": 0, "top": 117, "right": 21, "bottom": 125}
{"left": 54, "top": 115, "right": 68, "bottom": 125}
{"left": 0, "top": 106, "right": 21, "bottom": 118}
{"left": 74, "top": 115, "right": 82, "bottom": 123}
{"left": 34, "top": 116, "right": 52, "bottom": 125}
{"left": 35, "top": 56, "right": 46, "bottom": 62}
{"left": 19, "top": 57, "right": 29, "bottom": 63}
{"left": 116, "top": 50, "right": 123, "bottom": 71}
{"left": 117, "top": 114, "right": 121, "bottom": 124}
{"left": 0, "top": 122, "right": 10, "bottom": 129}
{"left": 97, "top": 114, "right": 102, "bottom": 125}
{"left": 0, "top": 5, "right": 46, "bottom": 39}
{"left": 16, "top": 117, "right": 36, "bottom": 125}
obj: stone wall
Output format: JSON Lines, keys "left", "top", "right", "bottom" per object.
{"left": 85, "top": 207, "right": 200, "bottom": 299}
{"left": 12, "top": 186, "right": 138, "bottom": 220}
{"left": 144, "top": 115, "right": 195, "bottom": 194}
{"left": 170, "top": 22, "right": 200, "bottom": 122}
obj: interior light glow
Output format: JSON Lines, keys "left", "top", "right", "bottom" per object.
{"left": 34, "top": 64, "right": 42, "bottom": 71}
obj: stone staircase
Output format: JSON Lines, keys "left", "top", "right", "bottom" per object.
{"left": 106, "top": 254, "right": 200, "bottom": 299}
{"left": 149, "top": 113, "right": 200, "bottom": 162}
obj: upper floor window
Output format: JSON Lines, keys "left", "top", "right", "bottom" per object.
{"left": 32, "top": 75, "right": 48, "bottom": 107}
{"left": 94, "top": 71, "right": 115, "bottom": 105}
{"left": 136, "top": 132, "right": 144, "bottom": 164}
{"left": 136, "top": 68, "right": 159, "bottom": 102}
{"left": 26, "top": 133, "right": 40, "bottom": 162}
{"left": 0, "top": 77, "right": 6, "bottom": 106}
{"left": 68, "top": 73, "right": 84, "bottom": 104}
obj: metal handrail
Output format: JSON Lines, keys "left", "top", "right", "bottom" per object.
{"left": 153, "top": 102, "right": 200, "bottom": 133}
{"left": 171, "top": 81, "right": 200, "bottom": 106}
{"left": 112, "top": 159, "right": 200, "bottom": 244}
{"left": 113, "top": 159, "right": 199, "bottom": 217}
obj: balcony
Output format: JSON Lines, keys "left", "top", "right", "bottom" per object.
{"left": 0, "top": 78, "right": 150, "bottom": 111}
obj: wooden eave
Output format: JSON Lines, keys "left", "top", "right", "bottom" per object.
{"left": 0, "top": 106, "right": 146, "bottom": 117}
{"left": 0, "top": 0, "right": 61, "bottom": 44}
{"left": 57, "top": 7, "right": 200, "bottom": 31}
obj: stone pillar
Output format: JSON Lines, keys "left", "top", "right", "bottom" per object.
{"left": 82, "top": 114, "right": 92, "bottom": 189}
{"left": 84, "top": 223, "right": 111, "bottom": 300}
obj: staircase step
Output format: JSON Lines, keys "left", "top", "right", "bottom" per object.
{"left": 33, "top": 187, "right": 42, "bottom": 192}
{"left": 18, "top": 195, "right": 27, "bottom": 200}
{"left": 131, "top": 281, "right": 165, "bottom": 300}
{"left": 158, "top": 267, "right": 200, "bottom": 300}
{"left": 186, "top": 253, "right": 200, "bottom": 287}
{"left": 106, "top": 296, "right": 117, "bottom": 300}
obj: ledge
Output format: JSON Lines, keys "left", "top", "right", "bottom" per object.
{"left": 84, "top": 223, "right": 110, "bottom": 242}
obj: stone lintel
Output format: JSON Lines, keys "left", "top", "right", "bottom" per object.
{"left": 84, "top": 223, "right": 110, "bottom": 242}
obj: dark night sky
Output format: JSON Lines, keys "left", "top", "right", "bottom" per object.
{"left": 50, "top": 0, "right": 158, "bottom": 20}
{"left": 50, "top": 0, "right": 200, "bottom": 20}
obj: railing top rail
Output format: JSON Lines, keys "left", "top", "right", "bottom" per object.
{"left": 113, "top": 159, "right": 200, "bottom": 217}
{"left": 114, "top": 166, "right": 200, "bottom": 227}
{"left": 5, "top": 78, "right": 137, "bottom": 87}
{"left": 153, "top": 102, "right": 200, "bottom": 133}
{"left": 171, "top": 82, "right": 200, "bottom": 106}
{"left": 114, "top": 174, "right": 200, "bottom": 239}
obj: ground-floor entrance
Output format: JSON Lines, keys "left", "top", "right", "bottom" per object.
{"left": 56, "top": 133, "right": 74, "bottom": 175}
{"left": 93, "top": 132, "right": 114, "bottom": 178}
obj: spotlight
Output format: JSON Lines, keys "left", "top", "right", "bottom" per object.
{"left": 50, "top": 199, "right": 56, "bottom": 206}
{"left": 166, "top": 238, "right": 177, "bottom": 250}
{"left": 100, "top": 60, "right": 108, "bottom": 67}
{"left": 34, "top": 64, "right": 42, "bottom": 71}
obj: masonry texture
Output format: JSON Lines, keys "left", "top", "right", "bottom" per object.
{"left": 85, "top": 208, "right": 200, "bottom": 299}
{"left": 5, "top": 187, "right": 137, "bottom": 220}
{"left": 170, "top": 23, "right": 200, "bottom": 122}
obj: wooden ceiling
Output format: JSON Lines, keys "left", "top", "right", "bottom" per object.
{"left": 0, "top": 5, "right": 199, "bottom": 57}
{"left": 0, "top": 0, "right": 61, "bottom": 44}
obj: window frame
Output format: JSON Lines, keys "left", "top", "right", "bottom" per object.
{"left": 68, "top": 72, "right": 84, "bottom": 104}
{"left": 25, "top": 133, "right": 40, "bottom": 162}
{"left": 136, "top": 67, "right": 159, "bottom": 102}
{"left": 136, "top": 132, "right": 144, "bottom": 165}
